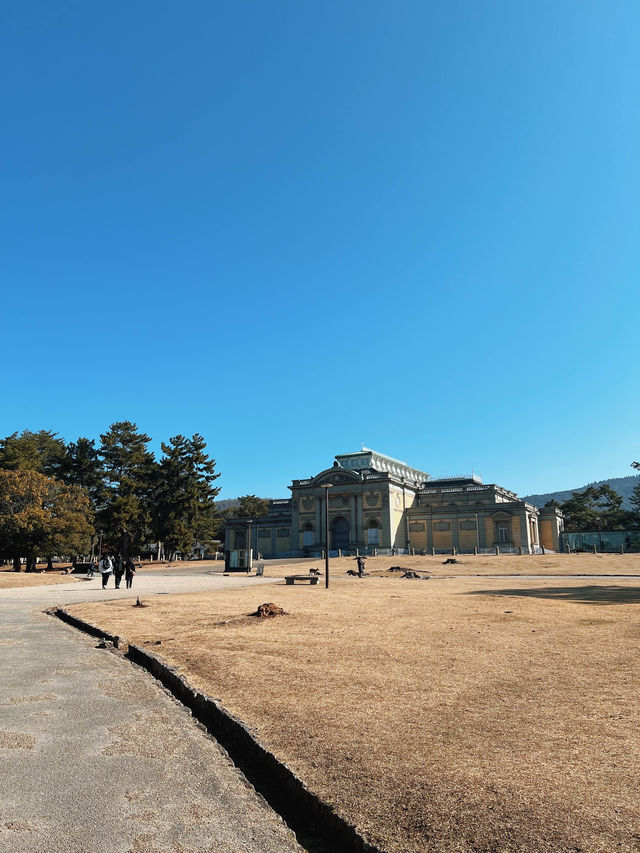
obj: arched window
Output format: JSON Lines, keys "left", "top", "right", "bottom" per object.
{"left": 302, "top": 522, "right": 314, "bottom": 547}
{"left": 330, "top": 516, "right": 350, "bottom": 550}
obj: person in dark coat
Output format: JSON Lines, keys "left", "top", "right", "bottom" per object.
{"left": 356, "top": 556, "right": 366, "bottom": 577}
{"left": 125, "top": 558, "right": 136, "bottom": 589}
{"left": 114, "top": 554, "right": 124, "bottom": 589}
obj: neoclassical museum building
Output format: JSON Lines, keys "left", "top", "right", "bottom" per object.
{"left": 225, "top": 449, "right": 564, "bottom": 559}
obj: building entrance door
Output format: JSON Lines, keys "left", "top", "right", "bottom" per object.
{"left": 331, "top": 516, "right": 350, "bottom": 551}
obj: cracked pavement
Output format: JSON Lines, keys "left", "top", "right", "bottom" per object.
{"left": 0, "top": 572, "right": 305, "bottom": 853}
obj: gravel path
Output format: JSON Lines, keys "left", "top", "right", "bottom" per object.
{"left": 0, "top": 573, "right": 304, "bottom": 853}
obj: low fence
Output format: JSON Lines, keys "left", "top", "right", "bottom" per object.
{"left": 255, "top": 546, "right": 551, "bottom": 560}
{"left": 561, "top": 531, "right": 640, "bottom": 553}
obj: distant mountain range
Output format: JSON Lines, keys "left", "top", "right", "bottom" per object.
{"left": 215, "top": 498, "right": 241, "bottom": 511}
{"left": 523, "top": 475, "right": 640, "bottom": 509}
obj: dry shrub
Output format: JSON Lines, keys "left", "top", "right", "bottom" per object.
{"left": 254, "top": 602, "right": 287, "bottom": 618}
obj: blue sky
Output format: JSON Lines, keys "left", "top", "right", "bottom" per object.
{"left": 2, "top": 1, "right": 639, "bottom": 499}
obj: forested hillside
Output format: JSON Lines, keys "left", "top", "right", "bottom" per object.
{"left": 523, "top": 475, "right": 640, "bottom": 509}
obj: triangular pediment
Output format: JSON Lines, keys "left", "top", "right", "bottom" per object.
{"left": 310, "top": 467, "right": 361, "bottom": 486}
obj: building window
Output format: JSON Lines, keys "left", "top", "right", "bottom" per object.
{"left": 366, "top": 519, "right": 381, "bottom": 546}
{"left": 302, "top": 522, "right": 314, "bottom": 547}
{"left": 496, "top": 523, "right": 510, "bottom": 542}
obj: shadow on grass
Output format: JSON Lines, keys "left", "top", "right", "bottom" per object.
{"left": 467, "top": 585, "right": 640, "bottom": 605}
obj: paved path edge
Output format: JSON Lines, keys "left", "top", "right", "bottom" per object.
{"left": 49, "top": 608, "right": 386, "bottom": 853}
{"left": 49, "top": 606, "right": 124, "bottom": 647}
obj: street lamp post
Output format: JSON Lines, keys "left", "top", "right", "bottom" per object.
{"left": 321, "top": 483, "right": 332, "bottom": 588}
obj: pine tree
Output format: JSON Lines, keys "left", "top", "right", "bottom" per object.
{"left": 561, "top": 484, "right": 625, "bottom": 532}
{"left": 98, "top": 422, "right": 156, "bottom": 556}
{"left": 153, "top": 434, "right": 220, "bottom": 560}
{"left": 629, "top": 480, "right": 640, "bottom": 529}
{"left": 60, "top": 437, "right": 105, "bottom": 509}
{"left": 233, "top": 495, "right": 269, "bottom": 518}
{"left": 0, "top": 430, "right": 67, "bottom": 477}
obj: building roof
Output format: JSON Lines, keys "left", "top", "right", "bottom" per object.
{"left": 334, "top": 448, "right": 429, "bottom": 482}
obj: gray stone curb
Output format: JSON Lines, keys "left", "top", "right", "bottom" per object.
{"left": 49, "top": 608, "right": 385, "bottom": 853}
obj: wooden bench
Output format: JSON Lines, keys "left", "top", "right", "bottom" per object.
{"left": 285, "top": 574, "right": 319, "bottom": 585}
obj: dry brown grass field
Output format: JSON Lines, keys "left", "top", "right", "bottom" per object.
{"left": 69, "top": 555, "right": 640, "bottom": 853}
{"left": 0, "top": 570, "right": 79, "bottom": 588}
{"left": 257, "top": 551, "right": 640, "bottom": 579}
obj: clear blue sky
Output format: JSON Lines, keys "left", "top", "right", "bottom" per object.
{"left": 2, "top": 1, "right": 639, "bottom": 500}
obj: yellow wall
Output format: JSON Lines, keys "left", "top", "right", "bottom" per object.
{"left": 457, "top": 519, "right": 478, "bottom": 551}
{"left": 540, "top": 519, "right": 556, "bottom": 550}
{"left": 276, "top": 531, "right": 291, "bottom": 551}
{"left": 408, "top": 523, "right": 427, "bottom": 550}
{"left": 432, "top": 519, "right": 453, "bottom": 550}
{"left": 484, "top": 516, "right": 494, "bottom": 546}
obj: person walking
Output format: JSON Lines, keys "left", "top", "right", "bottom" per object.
{"left": 114, "top": 554, "right": 124, "bottom": 589}
{"left": 100, "top": 555, "right": 113, "bottom": 589}
{"left": 125, "top": 558, "right": 136, "bottom": 589}
{"left": 356, "top": 555, "right": 366, "bottom": 577}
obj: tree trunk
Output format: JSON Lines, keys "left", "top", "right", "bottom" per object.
{"left": 25, "top": 555, "right": 37, "bottom": 573}
{"left": 13, "top": 555, "right": 21, "bottom": 573}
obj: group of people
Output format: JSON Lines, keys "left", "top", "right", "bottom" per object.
{"left": 98, "top": 554, "right": 136, "bottom": 589}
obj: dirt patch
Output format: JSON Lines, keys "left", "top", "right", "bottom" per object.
{"left": 71, "top": 574, "right": 640, "bottom": 853}
{"left": 129, "top": 833, "right": 163, "bottom": 853}
{"left": 0, "top": 694, "right": 55, "bottom": 706}
{"left": 254, "top": 602, "right": 287, "bottom": 618}
{"left": 103, "top": 711, "right": 186, "bottom": 759}
{"left": 98, "top": 679, "right": 156, "bottom": 702}
{"left": 129, "top": 810, "right": 160, "bottom": 822}
{"left": 0, "top": 732, "right": 36, "bottom": 750}
{"left": 4, "top": 820, "right": 37, "bottom": 832}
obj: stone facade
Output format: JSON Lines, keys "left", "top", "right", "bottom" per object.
{"left": 225, "top": 449, "right": 564, "bottom": 558}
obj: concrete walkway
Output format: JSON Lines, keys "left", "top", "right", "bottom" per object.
{"left": 0, "top": 573, "right": 305, "bottom": 853}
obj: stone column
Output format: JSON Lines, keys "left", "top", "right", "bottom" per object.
{"left": 452, "top": 516, "right": 460, "bottom": 551}
{"left": 350, "top": 494, "right": 357, "bottom": 547}
{"left": 520, "top": 513, "right": 531, "bottom": 553}
{"left": 478, "top": 513, "right": 487, "bottom": 549}
{"left": 315, "top": 496, "right": 322, "bottom": 547}
{"left": 356, "top": 493, "right": 364, "bottom": 548}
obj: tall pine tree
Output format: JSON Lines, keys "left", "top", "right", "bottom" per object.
{"left": 98, "top": 422, "right": 156, "bottom": 556}
{"left": 629, "top": 480, "right": 640, "bottom": 529}
{"left": 0, "top": 430, "right": 67, "bottom": 477}
{"left": 153, "top": 434, "right": 220, "bottom": 560}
